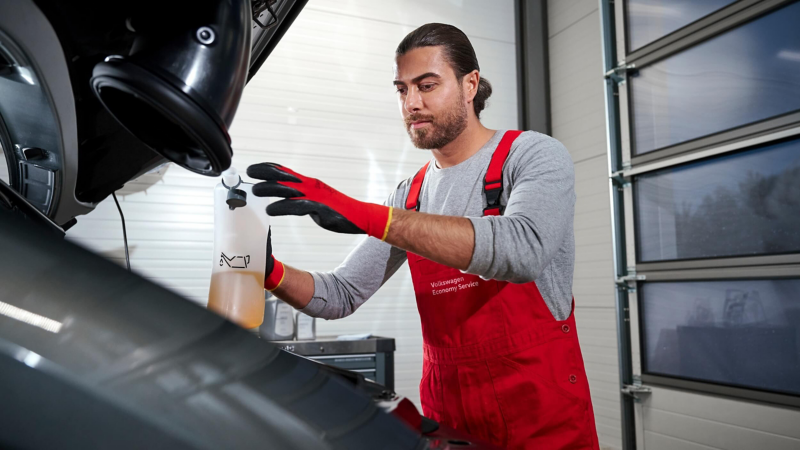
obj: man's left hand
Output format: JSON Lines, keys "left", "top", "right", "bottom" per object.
{"left": 247, "top": 163, "right": 393, "bottom": 240}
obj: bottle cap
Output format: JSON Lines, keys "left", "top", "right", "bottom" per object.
{"left": 221, "top": 167, "right": 240, "bottom": 188}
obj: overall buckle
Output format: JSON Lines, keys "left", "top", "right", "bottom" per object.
{"left": 483, "top": 182, "right": 503, "bottom": 216}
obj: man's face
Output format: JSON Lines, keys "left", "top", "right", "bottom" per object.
{"left": 394, "top": 46, "right": 469, "bottom": 149}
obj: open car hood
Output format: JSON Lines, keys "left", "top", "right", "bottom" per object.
{"left": 0, "top": 208, "right": 421, "bottom": 450}
{"left": 0, "top": 0, "right": 306, "bottom": 228}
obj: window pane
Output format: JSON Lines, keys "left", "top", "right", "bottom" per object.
{"left": 630, "top": 1, "right": 800, "bottom": 155}
{"left": 626, "top": 0, "right": 736, "bottom": 51}
{"left": 635, "top": 138, "right": 800, "bottom": 262}
{"left": 641, "top": 280, "right": 800, "bottom": 396}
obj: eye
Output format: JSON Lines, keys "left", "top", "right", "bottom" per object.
{"left": 420, "top": 84, "right": 435, "bottom": 92}
{"left": 395, "top": 86, "right": 407, "bottom": 95}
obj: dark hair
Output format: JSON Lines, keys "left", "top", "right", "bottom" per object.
{"left": 396, "top": 23, "right": 492, "bottom": 119}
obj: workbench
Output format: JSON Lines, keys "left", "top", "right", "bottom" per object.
{"left": 270, "top": 336, "right": 396, "bottom": 390}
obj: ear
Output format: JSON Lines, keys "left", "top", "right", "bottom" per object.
{"left": 463, "top": 70, "right": 480, "bottom": 103}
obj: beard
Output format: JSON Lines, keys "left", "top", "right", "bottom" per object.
{"left": 404, "top": 93, "right": 468, "bottom": 150}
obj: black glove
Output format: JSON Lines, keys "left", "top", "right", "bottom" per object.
{"left": 264, "top": 227, "right": 284, "bottom": 291}
{"left": 247, "top": 163, "right": 393, "bottom": 240}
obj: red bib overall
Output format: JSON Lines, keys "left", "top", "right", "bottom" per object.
{"left": 405, "top": 131, "right": 599, "bottom": 449}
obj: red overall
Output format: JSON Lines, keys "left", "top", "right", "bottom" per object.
{"left": 405, "top": 131, "right": 599, "bottom": 449}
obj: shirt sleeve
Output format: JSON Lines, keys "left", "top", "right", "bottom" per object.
{"left": 465, "top": 133, "right": 576, "bottom": 284}
{"left": 300, "top": 185, "right": 410, "bottom": 320}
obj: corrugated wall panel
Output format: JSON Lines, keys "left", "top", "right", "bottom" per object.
{"left": 0, "top": 147, "right": 8, "bottom": 184}
{"left": 638, "top": 379, "right": 800, "bottom": 450}
{"left": 643, "top": 386, "right": 800, "bottom": 440}
{"left": 644, "top": 410, "right": 799, "bottom": 450}
{"left": 547, "top": 0, "right": 621, "bottom": 449}
{"left": 548, "top": 0, "right": 599, "bottom": 37}
{"left": 67, "top": 0, "right": 518, "bottom": 409}
{"left": 643, "top": 431, "right": 717, "bottom": 450}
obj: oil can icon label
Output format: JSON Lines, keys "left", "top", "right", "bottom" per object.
{"left": 220, "top": 252, "right": 250, "bottom": 269}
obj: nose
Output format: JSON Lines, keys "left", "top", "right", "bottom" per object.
{"left": 404, "top": 87, "right": 423, "bottom": 114}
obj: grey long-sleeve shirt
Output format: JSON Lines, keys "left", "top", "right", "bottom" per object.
{"left": 301, "top": 130, "right": 576, "bottom": 321}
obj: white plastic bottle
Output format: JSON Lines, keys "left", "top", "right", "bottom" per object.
{"left": 260, "top": 292, "right": 296, "bottom": 340}
{"left": 295, "top": 310, "right": 316, "bottom": 341}
{"left": 207, "top": 168, "right": 271, "bottom": 329}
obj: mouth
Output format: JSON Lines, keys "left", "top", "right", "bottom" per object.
{"left": 410, "top": 120, "right": 431, "bottom": 130}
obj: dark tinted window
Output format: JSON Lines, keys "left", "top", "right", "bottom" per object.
{"left": 630, "top": 1, "right": 800, "bottom": 155}
{"left": 635, "top": 138, "right": 800, "bottom": 262}
{"left": 626, "top": 0, "right": 737, "bottom": 51}
{"left": 641, "top": 280, "right": 800, "bottom": 396}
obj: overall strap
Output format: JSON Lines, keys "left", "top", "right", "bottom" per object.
{"left": 483, "top": 130, "right": 524, "bottom": 216}
{"left": 405, "top": 161, "right": 430, "bottom": 211}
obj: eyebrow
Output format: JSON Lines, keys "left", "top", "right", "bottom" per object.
{"left": 393, "top": 72, "right": 442, "bottom": 86}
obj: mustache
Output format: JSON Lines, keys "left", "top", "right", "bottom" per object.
{"left": 405, "top": 114, "right": 435, "bottom": 127}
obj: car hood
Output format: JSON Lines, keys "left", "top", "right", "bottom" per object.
{"left": 0, "top": 0, "right": 306, "bottom": 228}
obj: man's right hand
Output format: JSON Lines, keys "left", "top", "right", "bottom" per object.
{"left": 264, "top": 227, "right": 286, "bottom": 291}
{"left": 261, "top": 227, "right": 315, "bottom": 310}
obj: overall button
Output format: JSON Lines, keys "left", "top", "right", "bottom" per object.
{"left": 569, "top": 374, "right": 578, "bottom": 384}
{"left": 561, "top": 324, "right": 570, "bottom": 333}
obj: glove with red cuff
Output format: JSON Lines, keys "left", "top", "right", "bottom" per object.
{"left": 264, "top": 227, "right": 285, "bottom": 291}
{"left": 247, "top": 163, "right": 393, "bottom": 240}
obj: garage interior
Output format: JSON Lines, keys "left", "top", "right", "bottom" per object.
{"left": 1, "top": 1, "right": 799, "bottom": 449}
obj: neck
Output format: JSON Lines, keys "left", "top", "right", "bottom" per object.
{"left": 432, "top": 119, "right": 496, "bottom": 169}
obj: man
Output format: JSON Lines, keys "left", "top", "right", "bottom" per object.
{"left": 248, "top": 23, "right": 599, "bottom": 449}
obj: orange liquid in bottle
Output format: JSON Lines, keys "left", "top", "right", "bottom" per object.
{"left": 207, "top": 271, "right": 265, "bottom": 329}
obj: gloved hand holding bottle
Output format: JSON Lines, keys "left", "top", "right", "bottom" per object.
{"left": 263, "top": 227, "right": 286, "bottom": 291}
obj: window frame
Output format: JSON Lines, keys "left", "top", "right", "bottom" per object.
{"left": 622, "top": 0, "right": 800, "bottom": 165}
{"left": 635, "top": 276, "right": 800, "bottom": 408}
{"left": 641, "top": 374, "right": 800, "bottom": 409}
{"left": 630, "top": 134, "right": 800, "bottom": 267}
{"left": 622, "top": 0, "right": 744, "bottom": 56}
{"left": 623, "top": 0, "right": 784, "bottom": 67}
{"left": 611, "top": 0, "right": 800, "bottom": 409}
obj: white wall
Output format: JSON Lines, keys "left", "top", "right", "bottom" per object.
{"left": 635, "top": 385, "right": 800, "bottom": 450}
{"left": 67, "top": 0, "right": 518, "bottom": 408}
{"left": 0, "top": 147, "right": 8, "bottom": 184}
{"left": 547, "top": 1, "right": 622, "bottom": 449}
